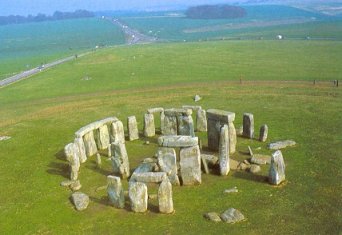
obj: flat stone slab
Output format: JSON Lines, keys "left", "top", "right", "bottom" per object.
{"left": 207, "top": 109, "right": 235, "bottom": 122}
{"left": 164, "top": 108, "right": 192, "bottom": 116}
{"left": 130, "top": 172, "right": 167, "bottom": 184}
{"left": 268, "top": 140, "right": 296, "bottom": 150}
{"left": 204, "top": 212, "right": 222, "bottom": 222}
{"left": 147, "top": 107, "right": 164, "bottom": 114}
{"left": 182, "top": 105, "right": 202, "bottom": 111}
{"left": 158, "top": 135, "right": 198, "bottom": 147}
{"left": 71, "top": 192, "right": 89, "bottom": 211}
{"left": 0, "top": 136, "right": 11, "bottom": 141}
{"left": 75, "top": 117, "right": 118, "bottom": 138}
{"left": 251, "top": 154, "right": 271, "bottom": 165}
{"left": 220, "top": 208, "right": 245, "bottom": 223}
{"left": 224, "top": 187, "right": 238, "bottom": 194}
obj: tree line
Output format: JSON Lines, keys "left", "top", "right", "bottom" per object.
{"left": 0, "top": 10, "right": 94, "bottom": 26}
{"left": 185, "top": 5, "right": 246, "bottom": 19}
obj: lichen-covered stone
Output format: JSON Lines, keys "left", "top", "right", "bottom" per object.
{"left": 111, "top": 120, "right": 125, "bottom": 143}
{"left": 269, "top": 150, "right": 286, "bottom": 185}
{"left": 157, "top": 147, "right": 180, "bottom": 185}
{"left": 147, "top": 107, "right": 164, "bottom": 114}
{"left": 219, "top": 125, "right": 230, "bottom": 176}
{"left": 158, "top": 135, "right": 198, "bottom": 148}
{"left": 127, "top": 116, "right": 139, "bottom": 141}
{"left": 259, "top": 124, "right": 268, "bottom": 142}
{"left": 243, "top": 113, "right": 254, "bottom": 139}
{"left": 180, "top": 145, "right": 201, "bottom": 186}
{"left": 83, "top": 131, "right": 97, "bottom": 157}
{"left": 196, "top": 109, "right": 207, "bottom": 132}
{"left": 129, "top": 182, "right": 148, "bottom": 213}
{"left": 64, "top": 143, "right": 80, "bottom": 180}
{"left": 204, "top": 212, "right": 222, "bottom": 222}
{"left": 74, "top": 137, "right": 87, "bottom": 163}
{"left": 158, "top": 178, "right": 174, "bottom": 214}
{"left": 220, "top": 208, "right": 245, "bottom": 223}
{"left": 268, "top": 140, "right": 296, "bottom": 150}
{"left": 162, "top": 115, "right": 177, "bottom": 135}
{"left": 143, "top": 113, "right": 155, "bottom": 137}
{"left": 71, "top": 192, "right": 89, "bottom": 211}
{"left": 107, "top": 175, "right": 125, "bottom": 208}
{"left": 177, "top": 114, "right": 195, "bottom": 137}
{"left": 94, "top": 125, "right": 110, "bottom": 150}
{"left": 111, "top": 142, "right": 130, "bottom": 179}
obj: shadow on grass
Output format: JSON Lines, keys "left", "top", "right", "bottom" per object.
{"left": 232, "top": 171, "right": 268, "bottom": 184}
{"left": 90, "top": 195, "right": 108, "bottom": 206}
{"left": 46, "top": 149, "right": 69, "bottom": 179}
{"left": 85, "top": 164, "right": 113, "bottom": 177}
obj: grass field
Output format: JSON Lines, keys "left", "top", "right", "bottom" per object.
{"left": 0, "top": 40, "right": 341, "bottom": 234}
{"left": 0, "top": 18, "right": 125, "bottom": 80}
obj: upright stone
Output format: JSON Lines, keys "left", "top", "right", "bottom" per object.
{"left": 83, "top": 131, "right": 97, "bottom": 157}
{"left": 177, "top": 114, "right": 195, "bottom": 137}
{"left": 157, "top": 147, "right": 180, "bottom": 185}
{"left": 143, "top": 113, "right": 155, "bottom": 137}
{"left": 111, "top": 120, "right": 125, "bottom": 143}
{"left": 64, "top": 143, "right": 80, "bottom": 180}
{"left": 127, "top": 116, "right": 139, "bottom": 141}
{"left": 180, "top": 145, "right": 201, "bottom": 186}
{"left": 129, "top": 182, "right": 148, "bottom": 213}
{"left": 219, "top": 125, "right": 230, "bottom": 176}
{"left": 243, "top": 113, "right": 254, "bottom": 139}
{"left": 160, "top": 111, "right": 165, "bottom": 133}
{"left": 107, "top": 175, "right": 125, "bottom": 208}
{"left": 228, "top": 122, "right": 237, "bottom": 154}
{"left": 94, "top": 125, "right": 110, "bottom": 150}
{"left": 196, "top": 109, "right": 207, "bottom": 132}
{"left": 269, "top": 150, "right": 286, "bottom": 185}
{"left": 74, "top": 137, "right": 87, "bottom": 163}
{"left": 162, "top": 115, "right": 177, "bottom": 135}
{"left": 111, "top": 142, "right": 130, "bottom": 179}
{"left": 259, "top": 124, "right": 268, "bottom": 142}
{"left": 158, "top": 178, "right": 174, "bottom": 214}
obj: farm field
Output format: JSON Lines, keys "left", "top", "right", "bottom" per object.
{"left": 0, "top": 18, "right": 125, "bottom": 80}
{"left": 0, "top": 40, "right": 341, "bottom": 234}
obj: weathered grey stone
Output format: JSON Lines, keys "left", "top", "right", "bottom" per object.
{"left": 133, "top": 162, "right": 157, "bottom": 174}
{"left": 160, "top": 111, "right": 165, "bottom": 132}
{"left": 268, "top": 140, "right": 296, "bottom": 150}
{"left": 182, "top": 105, "right": 202, "bottom": 111}
{"left": 201, "top": 155, "right": 209, "bottom": 174}
{"left": 180, "top": 145, "right": 201, "bottom": 186}
{"left": 177, "top": 114, "right": 195, "bottom": 137}
{"left": 94, "top": 125, "right": 110, "bottom": 150}
{"left": 201, "top": 154, "right": 219, "bottom": 165}
{"left": 196, "top": 109, "right": 207, "bottom": 132}
{"left": 157, "top": 148, "right": 180, "bottom": 185}
{"left": 243, "top": 113, "right": 254, "bottom": 139}
{"left": 250, "top": 164, "right": 261, "bottom": 174}
{"left": 259, "top": 124, "right": 268, "bottom": 142}
{"left": 158, "top": 178, "right": 174, "bottom": 214}
{"left": 229, "top": 159, "right": 240, "bottom": 170}
{"left": 111, "top": 120, "right": 125, "bottom": 143}
{"left": 130, "top": 172, "right": 167, "bottom": 184}
{"left": 224, "top": 187, "right": 238, "bottom": 194}
{"left": 83, "top": 131, "right": 97, "bottom": 157}
{"left": 147, "top": 107, "right": 164, "bottom": 114}
{"left": 158, "top": 135, "right": 198, "bottom": 148}
{"left": 60, "top": 180, "right": 76, "bottom": 187}
{"left": 143, "top": 113, "right": 155, "bottom": 137}
{"left": 142, "top": 157, "right": 157, "bottom": 164}
{"left": 251, "top": 154, "right": 271, "bottom": 165}
{"left": 74, "top": 137, "right": 87, "bottom": 163}
{"left": 207, "top": 109, "right": 235, "bottom": 123}
{"left": 111, "top": 142, "right": 130, "bottom": 179}
{"left": 129, "top": 182, "right": 148, "bottom": 213}
{"left": 96, "top": 153, "right": 102, "bottom": 168}
{"left": 204, "top": 212, "right": 222, "bottom": 222}
{"left": 70, "top": 180, "right": 82, "bottom": 191}
{"left": 248, "top": 146, "right": 254, "bottom": 157}
{"left": 219, "top": 125, "right": 230, "bottom": 176}
{"left": 75, "top": 117, "right": 118, "bottom": 138}
{"left": 228, "top": 122, "right": 237, "bottom": 154}
{"left": 107, "top": 175, "right": 125, "bottom": 208}
{"left": 162, "top": 114, "right": 177, "bottom": 135}
{"left": 194, "top": 94, "right": 201, "bottom": 102}
{"left": 64, "top": 143, "right": 80, "bottom": 180}
{"left": 269, "top": 150, "right": 286, "bottom": 185}
{"left": 220, "top": 208, "right": 245, "bottom": 223}
{"left": 164, "top": 108, "right": 192, "bottom": 116}
{"left": 71, "top": 192, "right": 89, "bottom": 211}
{"left": 0, "top": 136, "right": 11, "bottom": 141}
{"left": 127, "top": 116, "right": 139, "bottom": 141}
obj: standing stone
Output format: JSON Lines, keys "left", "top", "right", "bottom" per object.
{"left": 83, "top": 131, "right": 97, "bottom": 157}
{"left": 157, "top": 148, "right": 180, "bottom": 185}
{"left": 96, "top": 153, "right": 102, "bottom": 168}
{"left": 162, "top": 115, "right": 177, "bottom": 136}
{"left": 180, "top": 145, "right": 201, "bottom": 186}
{"left": 111, "top": 142, "right": 130, "bottom": 179}
{"left": 158, "top": 178, "right": 174, "bottom": 214}
{"left": 160, "top": 111, "right": 165, "bottom": 133}
{"left": 243, "top": 113, "right": 254, "bottom": 139}
{"left": 107, "top": 175, "right": 125, "bottom": 208}
{"left": 143, "top": 113, "right": 155, "bottom": 137}
{"left": 64, "top": 143, "right": 80, "bottom": 180}
{"left": 196, "top": 109, "right": 207, "bottom": 132}
{"left": 94, "top": 125, "right": 110, "bottom": 150}
{"left": 127, "top": 116, "right": 139, "bottom": 141}
{"left": 228, "top": 122, "right": 237, "bottom": 154}
{"left": 129, "top": 182, "right": 148, "bottom": 213}
{"left": 219, "top": 125, "right": 230, "bottom": 176}
{"left": 177, "top": 114, "right": 195, "bottom": 137}
{"left": 74, "top": 137, "right": 87, "bottom": 163}
{"left": 259, "top": 124, "right": 268, "bottom": 142}
{"left": 269, "top": 150, "right": 286, "bottom": 185}
{"left": 111, "top": 120, "right": 125, "bottom": 143}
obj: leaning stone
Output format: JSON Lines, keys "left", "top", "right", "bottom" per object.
{"left": 130, "top": 172, "right": 167, "bottom": 184}
{"left": 180, "top": 145, "right": 201, "bottom": 186}
{"left": 111, "top": 142, "right": 130, "bottom": 179}
{"left": 129, "top": 182, "right": 148, "bottom": 213}
{"left": 194, "top": 94, "right": 201, "bottom": 102}
{"left": 70, "top": 180, "right": 82, "bottom": 191}
{"left": 158, "top": 178, "right": 174, "bottom": 214}
{"left": 143, "top": 113, "right": 155, "bottom": 137}
{"left": 224, "top": 187, "right": 238, "bottom": 194}
{"left": 196, "top": 109, "right": 207, "bottom": 132}
{"left": 83, "top": 131, "right": 98, "bottom": 157}
{"left": 268, "top": 140, "right": 296, "bottom": 150}
{"left": 147, "top": 107, "right": 164, "bottom": 114}
{"left": 243, "top": 113, "right": 254, "bottom": 139}
{"left": 107, "top": 175, "right": 125, "bottom": 208}
{"left": 127, "top": 116, "right": 139, "bottom": 141}
{"left": 220, "top": 208, "right": 245, "bottom": 223}
{"left": 74, "top": 137, "right": 87, "bottom": 163}
{"left": 94, "top": 125, "right": 110, "bottom": 150}
{"left": 228, "top": 122, "right": 237, "bottom": 154}
{"left": 111, "top": 120, "right": 125, "bottom": 143}
{"left": 177, "top": 114, "right": 195, "bottom": 137}
{"left": 219, "top": 125, "right": 230, "bottom": 176}
{"left": 248, "top": 146, "right": 254, "bottom": 157}
{"left": 71, "top": 192, "right": 89, "bottom": 211}
{"left": 64, "top": 143, "right": 80, "bottom": 181}
{"left": 251, "top": 154, "right": 271, "bottom": 165}
{"left": 204, "top": 212, "right": 222, "bottom": 222}
{"left": 269, "top": 150, "right": 286, "bottom": 185}
{"left": 259, "top": 124, "right": 268, "bottom": 142}
{"left": 249, "top": 164, "right": 261, "bottom": 174}
{"left": 158, "top": 135, "right": 198, "bottom": 148}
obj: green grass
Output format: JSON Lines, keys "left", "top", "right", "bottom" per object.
{"left": 0, "top": 18, "right": 125, "bottom": 80}
{"left": 0, "top": 41, "right": 341, "bottom": 234}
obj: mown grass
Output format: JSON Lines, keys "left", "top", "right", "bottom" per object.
{"left": 0, "top": 41, "right": 341, "bottom": 234}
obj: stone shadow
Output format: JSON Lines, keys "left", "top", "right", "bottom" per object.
{"left": 232, "top": 171, "right": 268, "bottom": 184}
{"left": 46, "top": 149, "right": 69, "bottom": 179}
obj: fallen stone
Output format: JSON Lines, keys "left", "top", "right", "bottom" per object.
{"left": 249, "top": 164, "right": 261, "bottom": 174}
{"left": 133, "top": 162, "right": 157, "bottom": 174}
{"left": 143, "top": 113, "right": 155, "bottom": 137}
{"left": 194, "top": 94, "right": 201, "bottom": 102}
{"left": 243, "top": 159, "right": 251, "bottom": 165}
{"left": 130, "top": 172, "right": 167, "bottom": 184}
{"left": 251, "top": 154, "right": 271, "bottom": 165}
{"left": 236, "top": 126, "right": 243, "bottom": 136}
{"left": 158, "top": 178, "right": 174, "bottom": 214}
{"left": 248, "top": 146, "right": 254, "bottom": 157}
{"left": 229, "top": 159, "right": 240, "bottom": 170}
{"left": 268, "top": 140, "right": 296, "bottom": 150}
{"left": 127, "top": 116, "right": 139, "bottom": 141}
{"left": 144, "top": 141, "right": 150, "bottom": 145}
{"left": 107, "top": 175, "right": 125, "bottom": 208}
{"left": 220, "top": 208, "right": 245, "bottom": 223}
{"left": 224, "top": 187, "right": 238, "bottom": 194}
{"left": 219, "top": 124, "right": 230, "bottom": 176}
{"left": 158, "top": 135, "right": 198, "bottom": 148}
{"left": 180, "top": 145, "right": 201, "bottom": 186}
{"left": 0, "top": 136, "right": 11, "bottom": 141}
{"left": 70, "top": 180, "right": 82, "bottom": 191}
{"left": 129, "top": 182, "right": 148, "bottom": 213}
{"left": 259, "top": 124, "right": 268, "bottom": 142}
{"left": 238, "top": 162, "right": 250, "bottom": 171}
{"left": 243, "top": 113, "right": 254, "bottom": 139}
{"left": 142, "top": 157, "right": 157, "bottom": 163}
{"left": 269, "top": 150, "right": 286, "bottom": 185}
{"left": 71, "top": 192, "right": 89, "bottom": 211}
{"left": 204, "top": 212, "right": 222, "bottom": 222}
